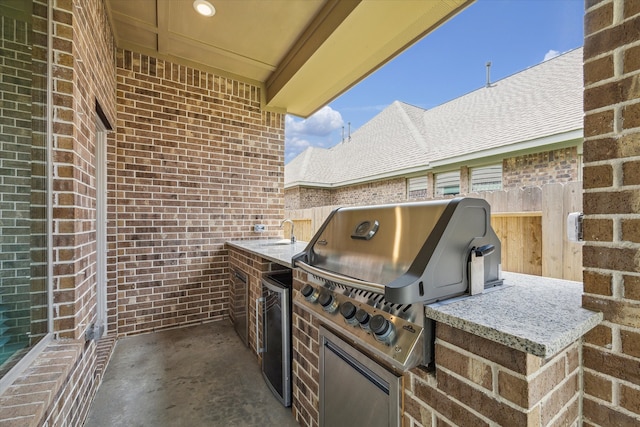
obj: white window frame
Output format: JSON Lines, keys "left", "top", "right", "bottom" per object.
{"left": 95, "top": 119, "right": 108, "bottom": 336}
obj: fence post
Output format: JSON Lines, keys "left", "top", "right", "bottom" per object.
{"left": 542, "top": 183, "right": 564, "bottom": 279}
{"left": 563, "top": 182, "right": 583, "bottom": 281}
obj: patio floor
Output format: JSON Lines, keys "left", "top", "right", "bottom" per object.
{"left": 84, "top": 321, "right": 298, "bottom": 427}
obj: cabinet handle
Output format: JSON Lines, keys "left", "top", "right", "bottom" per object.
{"left": 256, "top": 296, "right": 265, "bottom": 353}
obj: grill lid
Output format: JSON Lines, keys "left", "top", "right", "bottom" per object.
{"left": 293, "top": 197, "right": 503, "bottom": 304}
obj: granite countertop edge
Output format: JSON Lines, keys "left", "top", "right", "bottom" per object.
{"left": 226, "top": 239, "right": 308, "bottom": 268}
{"left": 425, "top": 272, "right": 604, "bottom": 359}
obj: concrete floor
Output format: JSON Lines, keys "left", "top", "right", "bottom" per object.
{"left": 84, "top": 321, "right": 298, "bottom": 427}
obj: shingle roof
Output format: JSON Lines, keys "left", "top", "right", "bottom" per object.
{"left": 285, "top": 47, "right": 583, "bottom": 187}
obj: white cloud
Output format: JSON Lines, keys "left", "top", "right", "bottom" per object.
{"left": 286, "top": 106, "right": 344, "bottom": 137}
{"left": 285, "top": 106, "right": 345, "bottom": 164}
{"left": 543, "top": 49, "right": 560, "bottom": 61}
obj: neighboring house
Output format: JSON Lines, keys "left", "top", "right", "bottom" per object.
{"left": 285, "top": 47, "right": 584, "bottom": 210}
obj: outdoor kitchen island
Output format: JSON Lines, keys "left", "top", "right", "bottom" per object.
{"left": 226, "top": 241, "right": 602, "bottom": 427}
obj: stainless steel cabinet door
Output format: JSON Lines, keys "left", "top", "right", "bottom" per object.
{"left": 320, "top": 327, "right": 401, "bottom": 427}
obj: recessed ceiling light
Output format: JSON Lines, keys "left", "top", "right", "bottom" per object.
{"left": 193, "top": 0, "right": 215, "bottom": 17}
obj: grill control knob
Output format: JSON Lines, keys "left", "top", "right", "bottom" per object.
{"left": 370, "top": 314, "right": 395, "bottom": 345}
{"left": 339, "top": 302, "right": 358, "bottom": 325}
{"left": 301, "top": 284, "right": 319, "bottom": 302}
{"left": 355, "top": 309, "right": 370, "bottom": 330}
{"left": 318, "top": 290, "right": 338, "bottom": 313}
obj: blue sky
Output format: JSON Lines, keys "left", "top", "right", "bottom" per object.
{"left": 284, "top": 0, "right": 585, "bottom": 164}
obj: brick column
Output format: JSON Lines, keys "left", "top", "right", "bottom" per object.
{"left": 404, "top": 324, "right": 580, "bottom": 426}
{"left": 460, "top": 166, "right": 470, "bottom": 194}
{"left": 582, "top": 0, "right": 640, "bottom": 425}
{"left": 426, "top": 172, "right": 435, "bottom": 199}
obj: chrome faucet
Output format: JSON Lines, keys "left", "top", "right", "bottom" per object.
{"left": 280, "top": 219, "right": 295, "bottom": 243}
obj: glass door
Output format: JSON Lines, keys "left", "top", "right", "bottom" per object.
{"left": 261, "top": 272, "right": 292, "bottom": 407}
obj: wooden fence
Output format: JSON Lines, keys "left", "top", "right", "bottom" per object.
{"left": 286, "top": 182, "right": 583, "bottom": 282}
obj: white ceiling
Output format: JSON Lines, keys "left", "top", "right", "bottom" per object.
{"left": 106, "top": 0, "right": 473, "bottom": 117}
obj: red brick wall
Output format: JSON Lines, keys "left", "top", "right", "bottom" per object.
{"left": 405, "top": 325, "right": 580, "bottom": 426}
{"left": 581, "top": 0, "right": 640, "bottom": 425}
{"left": 0, "top": 0, "right": 118, "bottom": 425}
{"left": 48, "top": 0, "right": 117, "bottom": 422}
{"left": 114, "top": 50, "right": 285, "bottom": 335}
{"left": 52, "top": 0, "right": 116, "bottom": 341}
{"left": 291, "top": 270, "right": 320, "bottom": 427}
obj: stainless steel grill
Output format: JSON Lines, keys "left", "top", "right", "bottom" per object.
{"left": 293, "top": 197, "right": 503, "bottom": 370}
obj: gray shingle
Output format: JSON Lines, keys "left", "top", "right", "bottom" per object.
{"left": 285, "top": 47, "right": 583, "bottom": 187}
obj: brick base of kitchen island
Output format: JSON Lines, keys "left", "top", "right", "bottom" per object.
{"left": 291, "top": 270, "right": 586, "bottom": 427}
{"left": 292, "top": 309, "right": 580, "bottom": 427}
{"left": 404, "top": 325, "right": 580, "bottom": 427}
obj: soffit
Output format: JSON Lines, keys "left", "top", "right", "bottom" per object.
{"left": 106, "top": 0, "right": 472, "bottom": 117}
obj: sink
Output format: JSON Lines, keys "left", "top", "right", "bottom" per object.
{"left": 260, "top": 239, "right": 293, "bottom": 246}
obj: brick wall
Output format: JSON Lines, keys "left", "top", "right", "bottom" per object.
{"left": 460, "top": 166, "right": 470, "bottom": 194}
{"left": 405, "top": 325, "right": 580, "bottom": 426}
{"left": 286, "top": 177, "right": 407, "bottom": 209}
{"left": 331, "top": 178, "right": 406, "bottom": 206}
{"left": 291, "top": 269, "right": 320, "bottom": 427}
{"left": 286, "top": 148, "right": 581, "bottom": 209}
{"left": 285, "top": 186, "right": 332, "bottom": 210}
{"left": 48, "top": 0, "right": 116, "bottom": 423}
{"left": 1, "top": 0, "right": 118, "bottom": 425}
{"left": 51, "top": 0, "right": 117, "bottom": 341}
{"left": 503, "top": 147, "right": 580, "bottom": 190}
{"left": 581, "top": 0, "right": 640, "bottom": 425}
{"left": 114, "top": 50, "right": 285, "bottom": 335}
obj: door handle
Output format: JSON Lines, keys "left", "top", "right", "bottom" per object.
{"left": 256, "top": 296, "right": 265, "bottom": 353}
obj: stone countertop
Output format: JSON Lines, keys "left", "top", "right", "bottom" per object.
{"left": 226, "top": 239, "right": 308, "bottom": 268}
{"left": 425, "top": 271, "right": 603, "bottom": 359}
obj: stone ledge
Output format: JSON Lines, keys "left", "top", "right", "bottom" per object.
{"left": 426, "top": 272, "right": 603, "bottom": 359}
{"left": 0, "top": 340, "right": 83, "bottom": 426}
